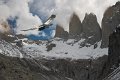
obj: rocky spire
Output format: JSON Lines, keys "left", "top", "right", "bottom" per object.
{"left": 101, "top": 1, "right": 120, "bottom": 48}
{"left": 69, "top": 13, "right": 82, "bottom": 38}
{"left": 55, "top": 25, "right": 69, "bottom": 39}
{"left": 82, "top": 13, "right": 101, "bottom": 45}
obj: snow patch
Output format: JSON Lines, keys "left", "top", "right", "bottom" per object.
{"left": 22, "top": 38, "right": 108, "bottom": 59}
{"left": 0, "top": 40, "right": 23, "bottom": 58}
{"left": 0, "top": 49, "right": 2, "bottom": 53}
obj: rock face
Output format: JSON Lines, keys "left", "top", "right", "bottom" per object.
{"left": 46, "top": 43, "right": 56, "bottom": 51}
{"left": 0, "top": 21, "right": 10, "bottom": 33}
{"left": 101, "top": 1, "right": 120, "bottom": 48}
{"left": 0, "top": 33, "right": 17, "bottom": 43}
{"left": 108, "top": 27, "right": 120, "bottom": 68}
{"left": 82, "top": 13, "right": 101, "bottom": 40}
{"left": 81, "top": 13, "right": 101, "bottom": 46}
{"left": 69, "top": 13, "right": 82, "bottom": 38}
{"left": 0, "top": 53, "right": 107, "bottom": 80}
{"left": 0, "top": 54, "right": 68, "bottom": 80}
{"left": 55, "top": 25, "right": 69, "bottom": 39}
{"left": 44, "top": 57, "right": 107, "bottom": 80}
{"left": 101, "top": 27, "right": 120, "bottom": 79}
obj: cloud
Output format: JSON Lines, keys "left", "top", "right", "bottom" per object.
{"left": 0, "top": 0, "right": 42, "bottom": 35}
{"left": 0, "top": 0, "right": 119, "bottom": 36}
{"left": 29, "top": 0, "right": 119, "bottom": 31}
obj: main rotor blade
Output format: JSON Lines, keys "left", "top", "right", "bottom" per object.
{"left": 21, "top": 28, "right": 38, "bottom": 31}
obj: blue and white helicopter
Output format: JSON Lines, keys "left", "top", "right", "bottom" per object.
{"left": 21, "top": 14, "right": 56, "bottom": 31}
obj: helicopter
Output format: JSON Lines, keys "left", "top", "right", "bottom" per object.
{"left": 21, "top": 14, "right": 56, "bottom": 31}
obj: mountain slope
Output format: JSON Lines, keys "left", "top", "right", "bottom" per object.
{"left": 0, "top": 53, "right": 108, "bottom": 80}
{"left": 101, "top": 1, "right": 120, "bottom": 48}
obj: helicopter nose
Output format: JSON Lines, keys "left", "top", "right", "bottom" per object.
{"left": 51, "top": 15, "right": 56, "bottom": 18}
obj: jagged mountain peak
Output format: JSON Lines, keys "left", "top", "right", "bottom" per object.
{"left": 101, "top": 1, "right": 120, "bottom": 48}
{"left": 83, "top": 13, "right": 98, "bottom": 24}
{"left": 82, "top": 13, "right": 101, "bottom": 45}
{"left": 55, "top": 25, "right": 69, "bottom": 39}
{"left": 69, "top": 13, "right": 82, "bottom": 37}
{"left": 70, "top": 13, "right": 80, "bottom": 21}
{"left": 114, "top": 1, "right": 120, "bottom": 7}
